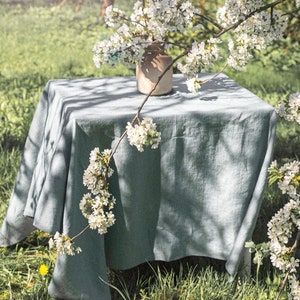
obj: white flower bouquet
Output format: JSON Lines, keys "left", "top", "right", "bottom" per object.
{"left": 92, "top": 0, "right": 288, "bottom": 93}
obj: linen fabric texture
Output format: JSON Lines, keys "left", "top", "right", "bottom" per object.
{"left": 0, "top": 74, "right": 276, "bottom": 299}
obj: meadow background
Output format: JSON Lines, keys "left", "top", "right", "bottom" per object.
{"left": 0, "top": 0, "right": 299, "bottom": 299}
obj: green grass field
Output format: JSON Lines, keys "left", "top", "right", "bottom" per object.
{"left": 0, "top": 0, "right": 299, "bottom": 299}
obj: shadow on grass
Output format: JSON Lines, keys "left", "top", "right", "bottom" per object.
{"left": 108, "top": 256, "right": 227, "bottom": 300}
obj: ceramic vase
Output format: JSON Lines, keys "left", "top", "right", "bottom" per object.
{"left": 136, "top": 43, "right": 173, "bottom": 96}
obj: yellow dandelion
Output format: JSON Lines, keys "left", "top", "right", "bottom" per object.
{"left": 39, "top": 264, "right": 49, "bottom": 276}
{"left": 1, "top": 293, "right": 8, "bottom": 299}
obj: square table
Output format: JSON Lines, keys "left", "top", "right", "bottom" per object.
{"left": 0, "top": 73, "right": 276, "bottom": 299}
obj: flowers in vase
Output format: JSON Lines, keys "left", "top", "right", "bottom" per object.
{"left": 93, "top": 0, "right": 288, "bottom": 93}
{"left": 93, "top": 0, "right": 197, "bottom": 69}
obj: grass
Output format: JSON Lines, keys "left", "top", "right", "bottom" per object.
{"left": 0, "top": 146, "right": 22, "bottom": 221}
{"left": 0, "top": 0, "right": 299, "bottom": 299}
{"left": 0, "top": 244, "right": 55, "bottom": 299}
{"left": 108, "top": 260, "right": 286, "bottom": 300}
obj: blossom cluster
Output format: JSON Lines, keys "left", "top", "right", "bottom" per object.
{"left": 289, "top": 274, "right": 300, "bottom": 300}
{"left": 266, "top": 90, "right": 300, "bottom": 299}
{"left": 80, "top": 148, "right": 116, "bottom": 234}
{"left": 269, "top": 160, "right": 300, "bottom": 199}
{"left": 93, "top": 0, "right": 288, "bottom": 92}
{"left": 49, "top": 232, "right": 82, "bottom": 256}
{"left": 126, "top": 117, "right": 161, "bottom": 152}
{"left": 276, "top": 93, "right": 300, "bottom": 125}
{"left": 177, "top": 38, "right": 221, "bottom": 93}
{"left": 267, "top": 197, "right": 300, "bottom": 298}
{"left": 216, "top": 0, "right": 288, "bottom": 70}
{"left": 93, "top": 0, "right": 198, "bottom": 69}
{"left": 268, "top": 160, "right": 300, "bottom": 297}
{"left": 126, "top": 0, "right": 196, "bottom": 42}
{"left": 268, "top": 198, "right": 300, "bottom": 271}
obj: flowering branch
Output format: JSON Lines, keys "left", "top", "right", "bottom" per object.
{"left": 71, "top": 224, "right": 90, "bottom": 241}
{"left": 265, "top": 92, "right": 300, "bottom": 299}
{"left": 49, "top": 1, "right": 293, "bottom": 268}
{"left": 275, "top": 231, "right": 300, "bottom": 300}
{"left": 111, "top": 50, "right": 228, "bottom": 159}
{"left": 134, "top": 48, "right": 190, "bottom": 121}
{"left": 108, "top": 49, "right": 189, "bottom": 160}
{"left": 109, "top": 130, "right": 128, "bottom": 161}
{"left": 215, "top": 0, "right": 286, "bottom": 38}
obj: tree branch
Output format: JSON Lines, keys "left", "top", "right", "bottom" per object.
{"left": 71, "top": 0, "right": 289, "bottom": 246}
{"left": 134, "top": 48, "right": 190, "bottom": 121}
{"left": 71, "top": 224, "right": 90, "bottom": 241}
{"left": 107, "top": 48, "right": 190, "bottom": 163}
{"left": 194, "top": 12, "right": 224, "bottom": 31}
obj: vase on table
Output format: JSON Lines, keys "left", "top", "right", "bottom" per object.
{"left": 136, "top": 43, "right": 173, "bottom": 96}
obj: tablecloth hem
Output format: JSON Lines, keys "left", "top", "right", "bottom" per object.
{"left": 0, "top": 216, "right": 36, "bottom": 247}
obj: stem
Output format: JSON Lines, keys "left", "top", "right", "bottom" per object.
{"left": 109, "top": 55, "right": 227, "bottom": 163}
{"left": 109, "top": 129, "right": 128, "bottom": 161}
{"left": 135, "top": 48, "right": 190, "bottom": 119}
{"left": 71, "top": 224, "right": 90, "bottom": 241}
{"left": 194, "top": 12, "right": 224, "bottom": 31}
{"left": 75, "top": 0, "right": 287, "bottom": 244}
{"left": 200, "top": 63, "right": 228, "bottom": 86}
{"left": 275, "top": 230, "right": 300, "bottom": 300}
{"left": 256, "top": 260, "right": 261, "bottom": 285}
{"left": 107, "top": 47, "right": 191, "bottom": 163}
{"left": 77, "top": 49, "right": 191, "bottom": 245}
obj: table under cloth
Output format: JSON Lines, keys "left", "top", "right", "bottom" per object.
{"left": 0, "top": 73, "right": 276, "bottom": 299}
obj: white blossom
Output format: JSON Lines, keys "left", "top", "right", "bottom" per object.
{"left": 268, "top": 198, "right": 300, "bottom": 273}
{"left": 104, "top": 6, "right": 125, "bottom": 28}
{"left": 267, "top": 153, "right": 300, "bottom": 300}
{"left": 279, "top": 161, "right": 300, "bottom": 198}
{"left": 83, "top": 148, "right": 113, "bottom": 195}
{"left": 126, "top": 117, "right": 161, "bottom": 152}
{"left": 276, "top": 93, "right": 300, "bottom": 125}
{"left": 80, "top": 148, "right": 116, "bottom": 235}
{"left": 186, "top": 77, "right": 202, "bottom": 94}
{"left": 49, "top": 232, "right": 82, "bottom": 256}
{"left": 289, "top": 275, "right": 300, "bottom": 300}
{"left": 177, "top": 39, "right": 221, "bottom": 85}
{"left": 217, "top": 0, "right": 287, "bottom": 70}
{"left": 93, "top": 0, "right": 287, "bottom": 92}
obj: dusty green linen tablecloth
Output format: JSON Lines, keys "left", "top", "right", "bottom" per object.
{"left": 0, "top": 73, "right": 276, "bottom": 299}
